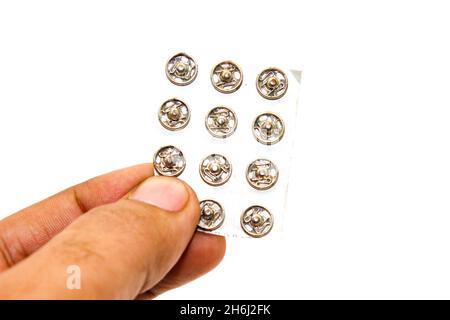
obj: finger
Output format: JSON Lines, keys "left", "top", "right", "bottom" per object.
{"left": 138, "top": 232, "right": 226, "bottom": 299}
{"left": 0, "top": 164, "right": 153, "bottom": 271}
{"left": 0, "top": 176, "right": 201, "bottom": 299}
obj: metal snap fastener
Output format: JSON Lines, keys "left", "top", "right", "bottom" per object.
{"left": 199, "top": 154, "right": 232, "bottom": 186}
{"left": 256, "top": 67, "right": 288, "bottom": 100}
{"left": 246, "top": 159, "right": 279, "bottom": 190}
{"left": 158, "top": 98, "right": 190, "bottom": 131}
{"left": 241, "top": 205, "right": 274, "bottom": 238}
{"left": 253, "top": 112, "right": 285, "bottom": 145}
{"left": 205, "top": 106, "right": 238, "bottom": 138}
{"left": 165, "top": 53, "right": 198, "bottom": 86}
{"left": 210, "top": 61, "right": 243, "bottom": 93}
{"left": 153, "top": 145, "right": 186, "bottom": 177}
{"left": 198, "top": 200, "right": 225, "bottom": 231}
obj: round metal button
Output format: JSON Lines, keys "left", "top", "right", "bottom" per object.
{"left": 198, "top": 200, "right": 225, "bottom": 231}
{"left": 153, "top": 145, "right": 186, "bottom": 177}
{"left": 199, "top": 154, "right": 232, "bottom": 186}
{"left": 241, "top": 205, "right": 274, "bottom": 238}
{"left": 253, "top": 112, "right": 285, "bottom": 145}
{"left": 205, "top": 106, "right": 238, "bottom": 138}
{"left": 246, "top": 159, "right": 279, "bottom": 190}
{"left": 256, "top": 67, "right": 288, "bottom": 100}
{"left": 210, "top": 61, "right": 243, "bottom": 93}
{"left": 158, "top": 98, "right": 190, "bottom": 131}
{"left": 165, "top": 53, "right": 198, "bottom": 86}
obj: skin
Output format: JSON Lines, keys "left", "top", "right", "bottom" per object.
{"left": 0, "top": 163, "right": 226, "bottom": 299}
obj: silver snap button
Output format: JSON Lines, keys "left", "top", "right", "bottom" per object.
{"left": 246, "top": 159, "right": 279, "bottom": 190}
{"left": 158, "top": 98, "right": 190, "bottom": 131}
{"left": 253, "top": 112, "right": 285, "bottom": 145}
{"left": 205, "top": 106, "right": 238, "bottom": 138}
{"left": 153, "top": 145, "right": 186, "bottom": 177}
{"left": 211, "top": 61, "right": 243, "bottom": 93}
{"left": 241, "top": 205, "right": 274, "bottom": 238}
{"left": 256, "top": 67, "right": 288, "bottom": 100}
{"left": 198, "top": 200, "right": 225, "bottom": 231}
{"left": 165, "top": 53, "right": 198, "bottom": 86}
{"left": 199, "top": 154, "right": 232, "bottom": 186}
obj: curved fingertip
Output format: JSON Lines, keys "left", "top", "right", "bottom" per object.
{"left": 146, "top": 232, "right": 226, "bottom": 298}
{"left": 189, "top": 232, "right": 226, "bottom": 269}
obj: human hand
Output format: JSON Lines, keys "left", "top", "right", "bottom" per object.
{"left": 0, "top": 164, "right": 226, "bottom": 299}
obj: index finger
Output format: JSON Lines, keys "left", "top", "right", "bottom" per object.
{"left": 0, "top": 163, "right": 153, "bottom": 271}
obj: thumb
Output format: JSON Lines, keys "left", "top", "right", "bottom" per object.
{"left": 0, "top": 176, "right": 200, "bottom": 299}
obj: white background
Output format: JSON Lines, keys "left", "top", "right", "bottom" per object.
{"left": 0, "top": 1, "right": 449, "bottom": 299}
